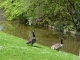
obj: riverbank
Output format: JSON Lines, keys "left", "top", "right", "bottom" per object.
{"left": 0, "top": 9, "right": 79, "bottom": 56}
{"left": 0, "top": 32, "right": 78, "bottom": 60}
{"left": 48, "top": 25, "right": 80, "bottom": 37}
{"left": 0, "top": 21, "right": 79, "bottom": 56}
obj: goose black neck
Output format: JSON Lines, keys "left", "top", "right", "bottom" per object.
{"left": 61, "top": 39, "right": 63, "bottom": 44}
{"left": 32, "top": 32, "right": 35, "bottom": 37}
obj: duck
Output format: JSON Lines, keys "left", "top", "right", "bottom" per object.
{"left": 51, "top": 38, "right": 65, "bottom": 51}
{"left": 26, "top": 30, "right": 36, "bottom": 46}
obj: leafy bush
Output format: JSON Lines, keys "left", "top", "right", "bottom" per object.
{"left": 0, "top": 0, "right": 61, "bottom": 21}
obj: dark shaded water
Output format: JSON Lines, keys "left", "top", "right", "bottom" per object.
{"left": 0, "top": 21, "right": 79, "bottom": 56}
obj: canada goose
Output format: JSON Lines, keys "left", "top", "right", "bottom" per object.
{"left": 26, "top": 30, "right": 36, "bottom": 45}
{"left": 51, "top": 38, "right": 65, "bottom": 50}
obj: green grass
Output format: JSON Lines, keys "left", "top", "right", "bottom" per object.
{"left": 0, "top": 32, "right": 78, "bottom": 60}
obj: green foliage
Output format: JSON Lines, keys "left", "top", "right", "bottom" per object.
{"left": 0, "top": 0, "right": 80, "bottom": 31}
{"left": 0, "top": 0, "right": 22, "bottom": 20}
{"left": 0, "top": 0, "right": 63, "bottom": 20}
{"left": 54, "top": 21, "right": 65, "bottom": 32}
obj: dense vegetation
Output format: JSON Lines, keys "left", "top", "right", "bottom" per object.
{"left": 0, "top": 0, "right": 80, "bottom": 32}
{"left": 0, "top": 32, "right": 78, "bottom": 60}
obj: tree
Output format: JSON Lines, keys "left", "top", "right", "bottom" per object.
{"left": 0, "top": 0, "right": 80, "bottom": 32}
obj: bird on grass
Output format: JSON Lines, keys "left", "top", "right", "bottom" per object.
{"left": 26, "top": 30, "right": 36, "bottom": 46}
{"left": 51, "top": 38, "right": 65, "bottom": 51}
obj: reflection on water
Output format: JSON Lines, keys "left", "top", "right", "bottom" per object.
{"left": 0, "top": 21, "right": 79, "bottom": 56}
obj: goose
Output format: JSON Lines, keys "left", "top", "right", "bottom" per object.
{"left": 26, "top": 30, "right": 36, "bottom": 46}
{"left": 51, "top": 38, "right": 65, "bottom": 50}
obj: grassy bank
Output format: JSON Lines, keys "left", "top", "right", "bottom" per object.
{"left": 0, "top": 32, "right": 78, "bottom": 60}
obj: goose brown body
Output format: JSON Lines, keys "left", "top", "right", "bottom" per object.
{"left": 26, "top": 30, "right": 36, "bottom": 45}
{"left": 51, "top": 38, "right": 64, "bottom": 50}
{"left": 51, "top": 43, "right": 63, "bottom": 49}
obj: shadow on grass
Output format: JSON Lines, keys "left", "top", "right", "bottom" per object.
{"left": 33, "top": 45, "right": 42, "bottom": 48}
{"left": 27, "top": 44, "right": 42, "bottom": 48}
